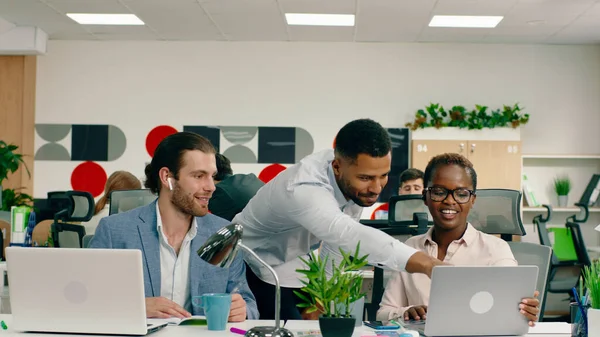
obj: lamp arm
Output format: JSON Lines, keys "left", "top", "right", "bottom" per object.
{"left": 238, "top": 243, "right": 281, "bottom": 330}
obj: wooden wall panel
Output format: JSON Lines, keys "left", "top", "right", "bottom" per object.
{"left": 0, "top": 56, "right": 36, "bottom": 196}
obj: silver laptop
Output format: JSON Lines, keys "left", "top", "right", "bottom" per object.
{"left": 6, "top": 247, "right": 168, "bottom": 335}
{"left": 404, "top": 265, "right": 538, "bottom": 336}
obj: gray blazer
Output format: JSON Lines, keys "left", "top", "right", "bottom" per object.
{"left": 89, "top": 201, "right": 259, "bottom": 319}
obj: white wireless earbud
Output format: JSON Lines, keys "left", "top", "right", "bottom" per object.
{"left": 167, "top": 178, "right": 174, "bottom": 191}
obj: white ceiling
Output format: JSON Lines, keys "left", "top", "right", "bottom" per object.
{"left": 1, "top": 0, "right": 600, "bottom": 44}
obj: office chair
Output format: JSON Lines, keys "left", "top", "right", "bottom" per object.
{"left": 362, "top": 206, "right": 432, "bottom": 321}
{"left": 507, "top": 241, "right": 552, "bottom": 321}
{"left": 388, "top": 194, "right": 432, "bottom": 223}
{"left": 82, "top": 234, "right": 94, "bottom": 248}
{"left": 467, "top": 189, "right": 526, "bottom": 241}
{"left": 534, "top": 205, "right": 583, "bottom": 321}
{"left": 565, "top": 203, "right": 592, "bottom": 269}
{"left": 109, "top": 189, "right": 156, "bottom": 215}
{"left": 49, "top": 191, "right": 94, "bottom": 248}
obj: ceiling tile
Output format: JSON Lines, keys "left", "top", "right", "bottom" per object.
{"left": 278, "top": 0, "right": 355, "bottom": 14}
{"left": 433, "top": 0, "right": 518, "bottom": 16}
{"left": 289, "top": 26, "right": 354, "bottom": 41}
{"left": 0, "top": 0, "right": 86, "bottom": 35}
{"left": 504, "top": 0, "right": 595, "bottom": 26}
{"left": 85, "top": 24, "right": 152, "bottom": 34}
{"left": 124, "top": 1, "right": 222, "bottom": 39}
{"left": 418, "top": 27, "right": 487, "bottom": 43}
{"left": 354, "top": 0, "right": 435, "bottom": 42}
{"left": 201, "top": 0, "right": 288, "bottom": 41}
{"left": 486, "top": 23, "right": 563, "bottom": 37}
{"left": 49, "top": 31, "right": 98, "bottom": 40}
{"left": 45, "top": 0, "right": 130, "bottom": 14}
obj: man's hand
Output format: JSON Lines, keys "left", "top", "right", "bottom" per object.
{"left": 145, "top": 297, "right": 191, "bottom": 319}
{"left": 405, "top": 251, "right": 448, "bottom": 277}
{"left": 229, "top": 294, "right": 247, "bottom": 322}
{"left": 404, "top": 305, "right": 427, "bottom": 321}
{"left": 520, "top": 291, "right": 540, "bottom": 326}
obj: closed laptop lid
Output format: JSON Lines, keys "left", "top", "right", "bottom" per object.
{"left": 424, "top": 265, "right": 538, "bottom": 337}
{"left": 6, "top": 247, "right": 149, "bottom": 335}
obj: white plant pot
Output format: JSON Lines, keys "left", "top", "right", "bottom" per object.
{"left": 588, "top": 308, "right": 600, "bottom": 337}
{"left": 558, "top": 195, "right": 568, "bottom": 207}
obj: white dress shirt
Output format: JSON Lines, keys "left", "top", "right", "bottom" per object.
{"left": 232, "top": 149, "right": 418, "bottom": 288}
{"left": 156, "top": 203, "right": 197, "bottom": 312}
{"left": 376, "top": 223, "right": 518, "bottom": 321}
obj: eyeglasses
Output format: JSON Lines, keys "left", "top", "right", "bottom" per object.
{"left": 425, "top": 187, "right": 475, "bottom": 204}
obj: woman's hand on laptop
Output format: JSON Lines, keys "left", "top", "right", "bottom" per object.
{"left": 228, "top": 294, "right": 247, "bottom": 322}
{"left": 403, "top": 305, "right": 427, "bottom": 321}
{"left": 520, "top": 290, "right": 540, "bottom": 326}
{"left": 145, "top": 297, "right": 191, "bottom": 319}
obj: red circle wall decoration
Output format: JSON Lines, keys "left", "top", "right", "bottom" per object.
{"left": 71, "top": 161, "right": 108, "bottom": 198}
{"left": 258, "top": 164, "right": 286, "bottom": 183}
{"left": 146, "top": 125, "right": 178, "bottom": 157}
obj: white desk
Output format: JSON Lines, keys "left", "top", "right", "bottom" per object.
{"left": 0, "top": 315, "right": 570, "bottom": 337}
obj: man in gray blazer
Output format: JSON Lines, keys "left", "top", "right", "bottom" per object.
{"left": 90, "top": 132, "right": 258, "bottom": 321}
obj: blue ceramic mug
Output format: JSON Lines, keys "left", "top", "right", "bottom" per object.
{"left": 192, "top": 293, "right": 232, "bottom": 331}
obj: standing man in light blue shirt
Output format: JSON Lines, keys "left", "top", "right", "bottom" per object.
{"left": 232, "top": 119, "right": 444, "bottom": 320}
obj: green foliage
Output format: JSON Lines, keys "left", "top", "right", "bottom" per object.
{"left": 0, "top": 141, "right": 30, "bottom": 182}
{"left": 583, "top": 260, "right": 600, "bottom": 309}
{"left": 1, "top": 188, "right": 34, "bottom": 211}
{"left": 0, "top": 141, "right": 32, "bottom": 210}
{"left": 406, "top": 103, "right": 529, "bottom": 131}
{"left": 294, "top": 242, "right": 369, "bottom": 317}
{"left": 554, "top": 176, "right": 571, "bottom": 196}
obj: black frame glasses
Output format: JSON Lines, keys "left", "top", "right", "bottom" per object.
{"left": 425, "top": 187, "right": 475, "bottom": 204}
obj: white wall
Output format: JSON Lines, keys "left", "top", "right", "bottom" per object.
{"left": 34, "top": 41, "right": 600, "bottom": 199}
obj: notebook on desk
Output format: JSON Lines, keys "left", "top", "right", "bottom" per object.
{"left": 402, "top": 265, "right": 538, "bottom": 337}
{"left": 6, "top": 247, "right": 168, "bottom": 335}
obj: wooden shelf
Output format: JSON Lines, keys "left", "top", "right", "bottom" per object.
{"left": 523, "top": 207, "right": 600, "bottom": 213}
{"left": 522, "top": 154, "right": 600, "bottom": 159}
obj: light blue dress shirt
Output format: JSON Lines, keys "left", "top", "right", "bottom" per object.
{"left": 232, "top": 149, "right": 418, "bottom": 287}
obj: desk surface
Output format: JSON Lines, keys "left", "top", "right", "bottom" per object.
{"left": 0, "top": 315, "right": 569, "bottom": 337}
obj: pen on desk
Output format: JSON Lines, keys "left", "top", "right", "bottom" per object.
{"left": 572, "top": 287, "right": 588, "bottom": 327}
{"left": 230, "top": 327, "right": 246, "bottom": 335}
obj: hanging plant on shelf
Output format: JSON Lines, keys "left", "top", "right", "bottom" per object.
{"left": 406, "top": 103, "right": 530, "bottom": 131}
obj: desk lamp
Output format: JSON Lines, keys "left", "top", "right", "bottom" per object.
{"left": 197, "top": 223, "right": 294, "bottom": 337}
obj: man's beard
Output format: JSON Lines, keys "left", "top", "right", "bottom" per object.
{"left": 337, "top": 176, "right": 378, "bottom": 207}
{"left": 170, "top": 181, "right": 207, "bottom": 217}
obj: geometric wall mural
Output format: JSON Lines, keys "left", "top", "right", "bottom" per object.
{"left": 34, "top": 123, "right": 316, "bottom": 198}
{"left": 35, "top": 124, "right": 127, "bottom": 161}
{"left": 182, "top": 125, "right": 314, "bottom": 164}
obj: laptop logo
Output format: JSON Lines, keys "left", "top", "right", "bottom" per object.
{"left": 64, "top": 281, "right": 88, "bottom": 304}
{"left": 470, "top": 291, "right": 494, "bottom": 314}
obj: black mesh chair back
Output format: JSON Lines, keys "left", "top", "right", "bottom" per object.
{"left": 467, "top": 189, "right": 526, "bottom": 239}
{"left": 388, "top": 194, "right": 431, "bottom": 223}
{"left": 49, "top": 191, "right": 94, "bottom": 248}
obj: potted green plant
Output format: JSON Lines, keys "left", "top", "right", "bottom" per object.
{"left": 582, "top": 260, "right": 600, "bottom": 335}
{"left": 295, "top": 243, "right": 369, "bottom": 337}
{"left": 405, "top": 103, "right": 529, "bottom": 130}
{"left": 554, "top": 176, "right": 571, "bottom": 207}
{"left": 0, "top": 141, "right": 32, "bottom": 211}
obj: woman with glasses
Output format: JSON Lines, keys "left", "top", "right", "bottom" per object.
{"left": 376, "top": 153, "right": 540, "bottom": 326}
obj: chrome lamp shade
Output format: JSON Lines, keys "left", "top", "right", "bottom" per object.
{"left": 197, "top": 223, "right": 294, "bottom": 337}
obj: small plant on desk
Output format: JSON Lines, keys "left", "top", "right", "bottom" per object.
{"left": 554, "top": 176, "right": 572, "bottom": 207}
{"left": 294, "top": 242, "right": 369, "bottom": 337}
